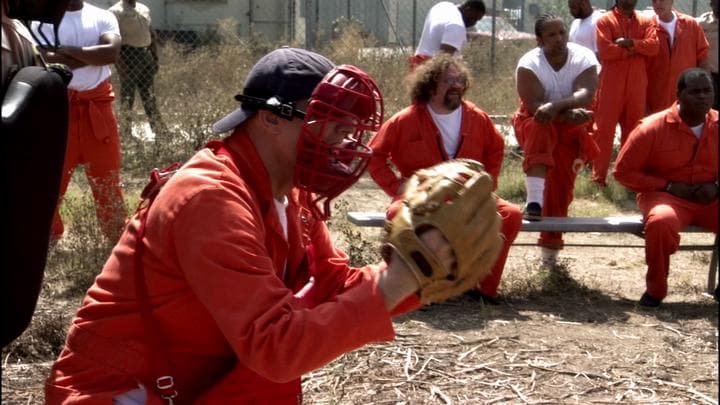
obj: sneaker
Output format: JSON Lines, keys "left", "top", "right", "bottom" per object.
{"left": 465, "top": 290, "right": 500, "bottom": 305}
{"left": 523, "top": 202, "right": 542, "bottom": 221}
{"left": 639, "top": 292, "right": 662, "bottom": 307}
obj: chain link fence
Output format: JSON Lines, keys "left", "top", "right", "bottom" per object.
{"left": 81, "top": 0, "right": 713, "bottom": 173}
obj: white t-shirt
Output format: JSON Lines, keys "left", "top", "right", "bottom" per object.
{"left": 656, "top": 12, "right": 678, "bottom": 47}
{"left": 428, "top": 105, "right": 463, "bottom": 158}
{"left": 32, "top": 3, "right": 120, "bottom": 91}
{"left": 569, "top": 9, "right": 603, "bottom": 53}
{"left": 516, "top": 42, "right": 598, "bottom": 102}
{"left": 415, "top": 1, "right": 467, "bottom": 56}
{"left": 690, "top": 123, "right": 704, "bottom": 139}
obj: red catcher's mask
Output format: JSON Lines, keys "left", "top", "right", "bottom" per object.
{"left": 294, "top": 65, "right": 383, "bottom": 220}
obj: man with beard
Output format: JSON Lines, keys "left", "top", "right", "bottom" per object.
{"left": 614, "top": 68, "right": 718, "bottom": 306}
{"left": 591, "top": 0, "right": 658, "bottom": 187}
{"left": 645, "top": 0, "right": 709, "bottom": 114}
{"left": 409, "top": 1, "right": 486, "bottom": 70}
{"left": 368, "top": 54, "right": 522, "bottom": 305}
{"left": 512, "top": 14, "right": 599, "bottom": 265}
{"left": 568, "top": 0, "right": 604, "bottom": 55}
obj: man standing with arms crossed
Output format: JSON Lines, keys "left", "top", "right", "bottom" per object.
{"left": 33, "top": 0, "right": 128, "bottom": 243}
{"left": 645, "top": 0, "right": 709, "bottom": 114}
{"left": 614, "top": 68, "right": 717, "bottom": 307}
{"left": 109, "top": 0, "right": 169, "bottom": 145}
{"left": 409, "top": 0, "right": 486, "bottom": 70}
{"left": 591, "top": 0, "right": 658, "bottom": 187}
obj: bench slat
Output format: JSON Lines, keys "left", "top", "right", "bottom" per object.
{"left": 345, "top": 211, "right": 718, "bottom": 294}
{"left": 347, "top": 212, "right": 708, "bottom": 233}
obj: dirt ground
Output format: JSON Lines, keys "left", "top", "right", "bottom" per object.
{"left": 2, "top": 176, "right": 718, "bottom": 404}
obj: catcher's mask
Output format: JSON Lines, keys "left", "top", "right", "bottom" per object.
{"left": 6, "top": 0, "right": 69, "bottom": 49}
{"left": 295, "top": 64, "right": 383, "bottom": 220}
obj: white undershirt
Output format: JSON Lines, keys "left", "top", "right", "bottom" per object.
{"left": 690, "top": 123, "right": 704, "bottom": 138}
{"left": 275, "top": 196, "right": 289, "bottom": 280}
{"left": 274, "top": 196, "right": 289, "bottom": 240}
{"left": 428, "top": 106, "right": 463, "bottom": 158}
{"left": 657, "top": 12, "right": 678, "bottom": 47}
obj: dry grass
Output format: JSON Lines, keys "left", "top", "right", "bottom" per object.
{"left": 2, "top": 23, "right": 718, "bottom": 405}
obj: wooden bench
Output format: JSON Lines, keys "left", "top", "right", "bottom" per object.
{"left": 346, "top": 212, "right": 719, "bottom": 294}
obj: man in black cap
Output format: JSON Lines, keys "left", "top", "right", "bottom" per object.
{"left": 44, "top": 47, "right": 457, "bottom": 403}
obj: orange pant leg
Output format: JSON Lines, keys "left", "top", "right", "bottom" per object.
{"left": 618, "top": 84, "right": 646, "bottom": 146}
{"left": 538, "top": 124, "right": 584, "bottom": 250}
{"left": 591, "top": 79, "right": 625, "bottom": 186}
{"left": 81, "top": 101, "right": 127, "bottom": 242}
{"left": 477, "top": 198, "right": 522, "bottom": 297}
{"left": 637, "top": 192, "right": 718, "bottom": 300}
{"left": 53, "top": 96, "right": 127, "bottom": 242}
{"left": 512, "top": 114, "right": 559, "bottom": 173}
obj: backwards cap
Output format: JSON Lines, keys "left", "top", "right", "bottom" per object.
{"left": 212, "top": 47, "right": 335, "bottom": 133}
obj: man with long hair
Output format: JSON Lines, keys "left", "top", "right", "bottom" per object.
{"left": 368, "top": 54, "right": 522, "bottom": 305}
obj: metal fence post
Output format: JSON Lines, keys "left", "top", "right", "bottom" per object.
{"left": 412, "top": 0, "right": 417, "bottom": 51}
{"left": 491, "top": 0, "right": 497, "bottom": 76}
{"left": 305, "top": 0, "right": 317, "bottom": 49}
{"left": 249, "top": 0, "right": 254, "bottom": 37}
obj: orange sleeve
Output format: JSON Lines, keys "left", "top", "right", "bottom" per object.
{"left": 631, "top": 17, "right": 659, "bottom": 57}
{"left": 173, "top": 187, "right": 395, "bottom": 384}
{"left": 693, "top": 20, "right": 710, "bottom": 63}
{"left": 479, "top": 112, "right": 505, "bottom": 190}
{"left": 613, "top": 119, "right": 668, "bottom": 192}
{"left": 368, "top": 118, "right": 405, "bottom": 197}
{"left": 596, "top": 15, "right": 628, "bottom": 62}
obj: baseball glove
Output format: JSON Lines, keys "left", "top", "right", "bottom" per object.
{"left": 382, "top": 159, "right": 503, "bottom": 305}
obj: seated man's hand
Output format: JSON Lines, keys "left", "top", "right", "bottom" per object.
{"left": 562, "top": 108, "right": 594, "bottom": 125}
{"left": 534, "top": 102, "right": 560, "bottom": 123}
{"left": 693, "top": 182, "right": 719, "bottom": 205}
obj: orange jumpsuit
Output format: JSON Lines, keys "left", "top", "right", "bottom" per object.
{"left": 368, "top": 102, "right": 522, "bottom": 298}
{"left": 45, "top": 133, "right": 419, "bottom": 403}
{"left": 613, "top": 104, "right": 718, "bottom": 300}
{"left": 646, "top": 12, "right": 709, "bottom": 113}
{"left": 592, "top": 7, "right": 659, "bottom": 186}
{"left": 51, "top": 80, "right": 127, "bottom": 242}
{"left": 408, "top": 54, "right": 432, "bottom": 71}
{"left": 512, "top": 103, "right": 600, "bottom": 250}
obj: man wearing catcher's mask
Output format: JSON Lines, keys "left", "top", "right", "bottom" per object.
{"left": 45, "top": 47, "right": 503, "bottom": 403}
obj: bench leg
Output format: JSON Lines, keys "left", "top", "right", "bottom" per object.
{"left": 708, "top": 234, "right": 719, "bottom": 294}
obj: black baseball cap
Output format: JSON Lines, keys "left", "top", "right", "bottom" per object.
{"left": 212, "top": 47, "right": 335, "bottom": 133}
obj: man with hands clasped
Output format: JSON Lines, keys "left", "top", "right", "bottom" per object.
{"left": 614, "top": 68, "right": 718, "bottom": 307}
